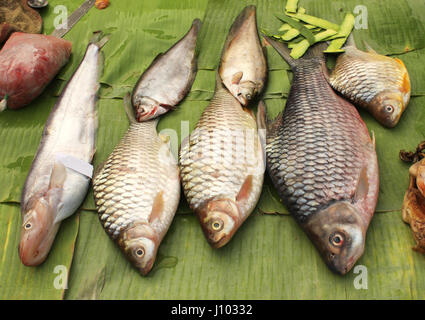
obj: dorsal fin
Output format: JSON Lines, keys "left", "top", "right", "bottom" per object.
{"left": 221, "top": 6, "right": 257, "bottom": 58}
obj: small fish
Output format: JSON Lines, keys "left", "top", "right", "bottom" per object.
{"left": 131, "top": 19, "right": 201, "bottom": 121}
{"left": 19, "top": 32, "right": 108, "bottom": 266}
{"left": 219, "top": 5, "right": 267, "bottom": 106}
{"left": 329, "top": 42, "right": 411, "bottom": 128}
{"left": 93, "top": 95, "right": 180, "bottom": 275}
{"left": 260, "top": 36, "right": 379, "bottom": 275}
{"left": 179, "top": 73, "right": 264, "bottom": 248}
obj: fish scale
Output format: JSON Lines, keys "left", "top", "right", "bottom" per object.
{"left": 267, "top": 78, "right": 365, "bottom": 220}
{"left": 261, "top": 37, "right": 379, "bottom": 275}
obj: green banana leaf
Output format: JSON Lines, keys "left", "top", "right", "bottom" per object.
{"left": 0, "top": 0, "right": 424, "bottom": 299}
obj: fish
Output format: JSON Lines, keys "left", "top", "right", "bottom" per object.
{"left": 19, "top": 32, "right": 108, "bottom": 266}
{"left": 329, "top": 42, "right": 411, "bottom": 128}
{"left": 0, "top": 32, "right": 72, "bottom": 111}
{"left": 218, "top": 5, "right": 267, "bottom": 106}
{"left": 131, "top": 19, "right": 201, "bottom": 121}
{"left": 179, "top": 73, "right": 265, "bottom": 248}
{"left": 259, "top": 36, "right": 379, "bottom": 275}
{"left": 93, "top": 94, "right": 180, "bottom": 275}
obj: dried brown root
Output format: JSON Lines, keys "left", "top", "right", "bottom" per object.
{"left": 0, "top": 0, "right": 42, "bottom": 44}
{"left": 400, "top": 141, "right": 425, "bottom": 163}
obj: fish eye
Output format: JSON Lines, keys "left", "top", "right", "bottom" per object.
{"left": 134, "top": 248, "right": 145, "bottom": 257}
{"left": 24, "top": 223, "right": 32, "bottom": 230}
{"left": 211, "top": 219, "right": 223, "bottom": 232}
{"left": 329, "top": 232, "right": 345, "bottom": 247}
{"left": 384, "top": 105, "right": 394, "bottom": 113}
{"left": 138, "top": 107, "right": 146, "bottom": 115}
{"left": 246, "top": 94, "right": 252, "bottom": 100}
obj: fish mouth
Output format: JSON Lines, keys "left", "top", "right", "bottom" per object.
{"left": 19, "top": 223, "right": 59, "bottom": 266}
{"left": 136, "top": 105, "right": 158, "bottom": 122}
{"left": 328, "top": 255, "right": 359, "bottom": 275}
{"left": 19, "top": 205, "right": 60, "bottom": 266}
{"left": 236, "top": 93, "right": 248, "bottom": 106}
{"left": 206, "top": 232, "right": 232, "bottom": 249}
{"left": 138, "top": 259, "right": 155, "bottom": 276}
{"left": 381, "top": 115, "right": 400, "bottom": 128}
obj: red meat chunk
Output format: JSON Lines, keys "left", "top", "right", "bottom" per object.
{"left": 0, "top": 32, "right": 72, "bottom": 109}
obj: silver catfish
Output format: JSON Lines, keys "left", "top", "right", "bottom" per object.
{"left": 19, "top": 32, "right": 108, "bottom": 266}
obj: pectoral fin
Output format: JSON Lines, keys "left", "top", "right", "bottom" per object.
{"left": 48, "top": 161, "right": 67, "bottom": 224}
{"left": 354, "top": 167, "right": 369, "bottom": 202}
{"left": 49, "top": 161, "right": 67, "bottom": 190}
{"left": 236, "top": 175, "right": 253, "bottom": 204}
{"left": 232, "top": 71, "right": 243, "bottom": 84}
{"left": 149, "top": 191, "right": 165, "bottom": 223}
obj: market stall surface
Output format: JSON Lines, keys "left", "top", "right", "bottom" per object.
{"left": 0, "top": 0, "right": 424, "bottom": 299}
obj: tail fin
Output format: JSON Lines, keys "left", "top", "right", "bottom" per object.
{"left": 89, "top": 31, "right": 110, "bottom": 49}
{"left": 124, "top": 93, "right": 137, "bottom": 124}
{"left": 214, "top": 70, "right": 228, "bottom": 93}
{"left": 263, "top": 35, "right": 297, "bottom": 68}
{"left": 190, "top": 18, "right": 202, "bottom": 37}
{"left": 263, "top": 35, "right": 326, "bottom": 68}
{"left": 302, "top": 42, "right": 327, "bottom": 60}
{"left": 222, "top": 5, "right": 257, "bottom": 52}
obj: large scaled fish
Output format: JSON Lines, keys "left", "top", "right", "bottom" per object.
{"left": 260, "top": 37, "right": 379, "bottom": 275}
{"left": 19, "top": 32, "right": 108, "bottom": 266}
{"left": 93, "top": 95, "right": 180, "bottom": 275}
{"left": 131, "top": 19, "right": 201, "bottom": 121}
{"left": 329, "top": 42, "right": 410, "bottom": 128}
{"left": 179, "top": 74, "right": 265, "bottom": 248}
{"left": 219, "top": 5, "right": 267, "bottom": 106}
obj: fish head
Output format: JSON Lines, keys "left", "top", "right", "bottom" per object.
{"left": 198, "top": 199, "right": 240, "bottom": 248}
{"left": 132, "top": 96, "right": 167, "bottom": 121}
{"left": 121, "top": 223, "right": 158, "bottom": 276}
{"left": 19, "top": 197, "right": 58, "bottom": 266}
{"left": 304, "top": 201, "right": 367, "bottom": 275}
{"left": 369, "top": 90, "right": 407, "bottom": 128}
